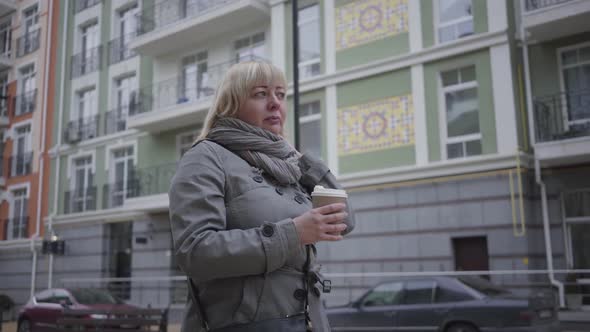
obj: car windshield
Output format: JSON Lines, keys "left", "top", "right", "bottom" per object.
{"left": 458, "top": 276, "right": 511, "bottom": 296}
{"left": 70, "top": 289, "right": 122, "bottom": 305}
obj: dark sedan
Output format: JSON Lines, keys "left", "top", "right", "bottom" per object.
{"left": 327, "top": 276, "right": 559, "bottom": 332}
{"left": 17, "top": 288, "right": 137, "bottom": 332}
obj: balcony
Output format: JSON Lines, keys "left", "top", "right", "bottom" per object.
{"left": 124, "top": 162, "right": 177, "bottom": 212}
{"left": 108, "top": 32, "right": 138, "bottom": 65}
{"left": 63, "top": 114, "right": 99, "bottom": 144}
{"left": 128, "top": 57, "right": 255, "bottom": 133}
{"left": 533, "top": 89, "right": 590, "bottom": 166}
{"left": 16, "top": 29, "right": 40, "bottom": 58}
{"left": 74, "top": 0, "right": 101, "bottom": 14}
{"left": 522, "top": 0, "right": 590, "bottom": 42}
{"left": 0, "top": 39, "right": 12, "bottom": 70}
{"left": 64, "top": 187, "right": 97, "bottom": 214}
{"left": 13, "top": 89, "right": 36, "bottom": 116}
{"left": 8, "top": 152, "right": 33, "bottom": 177}
{"left": 71, "top": 45, "right": 103, "bottom": 79}
{"left": 131, "top": 0, "right": 269, "bottom": 57}
{"left": 1, "top": 216, "right": 28, "bottom": 240}
{"left": 103, "top": 180, "right": 136, "bottom": 209}
{"left": 0, "top": 0, "right": 16, "bottom": 17}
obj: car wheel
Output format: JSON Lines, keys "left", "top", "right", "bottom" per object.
{"left": 446, "top": 323, "right": 478, "bottom": 332}
{"left": 17, "top": 319, "right": 31, "bottom": 332}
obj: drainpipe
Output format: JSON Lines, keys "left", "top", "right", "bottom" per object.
{"left": 520, "top": 2, "right": 565, "bottom": 307}
{"left": 47, "top": 0, "right": 69, "bottom": 290}
{"left": 29, "top": 0, "right": 55, "bottom": 297}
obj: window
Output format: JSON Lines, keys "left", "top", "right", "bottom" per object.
{"left": 12, "top": 125, "right": 32, "bottom": 176}
{"left": 9, "top": 188, "right": 28, "bottom": 239}
{"left": 299, "top": 101, "right": 322, "bottom": 160}
{"left": 180, "top": 52, "right": 208, "bottom": 103}
{"left": 23, "top": 5, "right": 39, "bottom": 34}
{"left": 180, "top": 0, "right": 201, "bottom": 18}
{"left": 0, "top": 20, "right": 11, "bottom": 58}
{"left": 108, "top": 146, "right": 135, "bottom": 208}
{"left": 0, "top": 72, "right": 8, "bottom": 116}
{"left": 362, "top": 282, "right": 404, "bottom": 307}
{"left": 71, "top": 156, "right": 94, "bottom": 213}
{"left": 80, "top": 23, "right": 99, "bottom": 73}
{"left": 235, "top": 32, "right": 265, "bottom": 62}
{"left": 107, "top": 75, "right": 136, "bottom": 133}
{"left": 75, "top": 88, "right": 98, "bottom": 140}
{"left": 403, "top": 280, "right": 436, "bottom": 305}
{"left": 559, "top": 44, "right": 590, "bottom": 124}
{"left": 438, "top": 0, "right": 473, "bottom": 43}
{"left": 177, "top": 131, "right": 199, "bottom": 157}
{"left": 18, "top": 65, "right": 36, "bottom": 115}
{"left": 440, "top": 65, "right": 481, "bottom": 159}
{"left": 298, "top": 4, "right": 321, "bottom": 79}
{"left": 119, "top": 5, "right": 139, "bottom": 42}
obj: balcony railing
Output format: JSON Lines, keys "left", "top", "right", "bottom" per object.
{"left": 71, "top": 45, "right": 103, "bottom": 78}
{"left": 16, "top": 29, "right": 40, "bottom": 57}
{"left": 74, "top": 0, "right": 101, "bottom": 14}
{"left": 137, "top": 0, "right": 237, "bottom": 35}
{"left": 108, "top": 32, "right": 138, "bottom": 65}
{"left": 135, "top": 57, "right": 262, "bottom": 116}
{"left": 64, "top": 186, "right": 97, "bottom": 214}
{"left": 128, "top": 162, "right": 177, "bottom": 198}
{"left": 534, "top": 89, "right": 590, "bottom": 143}
{"left": 14, "top": 89, "right": 36, "bottom": 116}
{"left": 524, "top": 0, "right": 574, "bottom": 11}
{"left": 63, "top": 114, "right": 100, "bottom": 144}
{"left": 2, "top": 216, "right": 29, "bottom": 240}
{"left": 8, "top": 152, "right": 33, "bottom": 177}
{"left": 103, "top": 179, "right": 137, "bottom": 209}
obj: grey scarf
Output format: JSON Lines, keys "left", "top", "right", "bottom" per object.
{"left": 207, "top": 118, "right": 302, "bottom": 185}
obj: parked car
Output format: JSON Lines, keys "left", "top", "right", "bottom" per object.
{"left": 17, "top": 288, "right": 138, "bottom": 332}
{"left": 327, "top": 276, "right": 559, "bottom": 332}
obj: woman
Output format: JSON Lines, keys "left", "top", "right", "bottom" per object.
{"left": 169, "top": 61, "right": 354, "bottom": 332}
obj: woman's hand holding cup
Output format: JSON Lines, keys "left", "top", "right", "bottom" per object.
{"left": 293, "top": 203, "right": 348, "bottom": 245}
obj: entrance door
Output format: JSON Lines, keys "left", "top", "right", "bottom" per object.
{"left": 452, "top": 236, "right": 489, "bottom": 278}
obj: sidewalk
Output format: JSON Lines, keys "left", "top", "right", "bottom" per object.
{"left": 559, "top": 310, "right": 590, "bottom": 332}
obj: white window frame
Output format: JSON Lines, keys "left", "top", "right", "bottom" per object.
{"left": 176, "top": 130, "right": 200, "bottom": 159}
{"left": 113, "top": 73, "right": 137, "bottom": 111}
{"left": 13, "top": 122, "right": 32, "bottom": 155}
{"left": 69, "top": 154, "right": 95, "bottom": 212}
{"left": 22, "top": 4, "right": 39, "bottom": 34}
{"left": 234, "top": 32, "right": 266, "bottom": 62}
{"left": 434, "top": 0, "right": 474, "bottom": 44}
{"left": 298, "top": 3, "right": 321, "bottom": 79}
{"left": 18, "top": 63, "right": 35, "bottom": 96}
{"left": 0, "top": 71, "right": 9, "bottom": 116}
{"left": 299, "top": 101, "right": 322, "bottom": 159}
{"left": 557, "top": 41, "right": 590, "bottom": 130}
{"left": 117, "top": 3, "right": 139, "bottom": 43}
{"left": 75, "top": 86, "right": 97, "bottom": 120}
{"left": 108, "top": 145, "right": 135, "bottom": 207}
{"left": 180, "top": 51, "right": 208, "bottom": 103}
{"left": 0, "top": 19, "right": 12, "bottom": 58}
{"left": 438, "top": 65, "right": 481, "bottom": 160}
{"left": 7, "top": 182, "right": 30, "bottom": 240}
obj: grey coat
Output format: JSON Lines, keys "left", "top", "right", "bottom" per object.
{"left": 169, "top": 140, "right": 354, "bottom": 332}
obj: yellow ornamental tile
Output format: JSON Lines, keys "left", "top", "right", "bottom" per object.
{"left": 338, "top": 95, "right": 414, "bottom": 156}
{"left": 336, "top": 0, "right": 409, "bottom": 51}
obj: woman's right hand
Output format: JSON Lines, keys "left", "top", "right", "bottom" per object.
{"left": 292, "top": 203, "right": 348, "bottom": 245}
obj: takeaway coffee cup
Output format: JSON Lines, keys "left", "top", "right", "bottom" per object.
{"left": 311, "top": 185, "right": 348, "bottom": 209}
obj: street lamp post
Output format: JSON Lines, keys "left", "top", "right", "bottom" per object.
{"left": 292, "top": 0, "right": 300, "bottom": 150}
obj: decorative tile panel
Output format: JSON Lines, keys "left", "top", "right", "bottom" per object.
{"left": 338, "top": 95, "right": 414, "bottom": 156}
{"left": 335, "top": 0, "right": 409, "bottom": 51}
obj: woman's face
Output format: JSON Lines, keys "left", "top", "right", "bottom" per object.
{"left": 236, "top": 82, "right": 287, "bottom": 135}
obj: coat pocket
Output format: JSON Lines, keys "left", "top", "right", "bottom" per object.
{"left": 232, "top": 274, "right": 265, "bottom": 324}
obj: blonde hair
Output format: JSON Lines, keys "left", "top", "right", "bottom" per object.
{"left": 196, "top": 61, "right": 287, "bottom": 142}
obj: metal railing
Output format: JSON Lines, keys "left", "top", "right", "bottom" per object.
{"left": 534, "top": 89, "right": 590, "bottom": 142}
{"left": 108, "top": 32, "right": 138, "bottom": 65}
{"left": 71, "top": 45, "right": 102, "bottom": 78}
{"left": 525, "top": 0, "right": 574, "bottom": 11}
{"left": 102, "top": 179, "right": 137, "bottom": 209}
{"left": 137, "top": 0, "right": 237, "bottom": 35}
{"left": 105, "top": 96, "right": 146, "bottom": 134}
{"left": 63, "top": 114, "right": 100, "bottom": 144}
{"left": 135, "top": 56, "right": 264, "bottom": 116}
{"left": 13, "top": 89, "right": 36, "bottom": 116}
{"left": 64, "top": 186, "right": 97, "bottom": 214}
{"left": 0, "top": 35, "right": 11, "bottom": 60}
{"left": 8, "top": 152, "right": 33, "bottom": 177}
{"left": 74, "top": 0, "right": 101, "bottom": 14}
{"left": 128, "top": 162, "right": 177, "bottom": 198}
{"left": 16, "top": 29, "right": 40, "bottom": 57}
{"left": 2, "top": 217, "right": 29, "bottom": 240}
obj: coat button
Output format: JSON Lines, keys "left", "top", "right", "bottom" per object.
{"left": 275, "top": 187, "right": 284, "bottom": 196}
{"left": 262, "top": 225, "right": 274, "bottom": 237}
{"left": 294, "top": 195, "right": 305, "bottom": 204}
{"left": 293, "top": 289, "right": 306, "bottom": 301}
{"left": 253, "top": 175, "right": 264, "bottom": 183}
